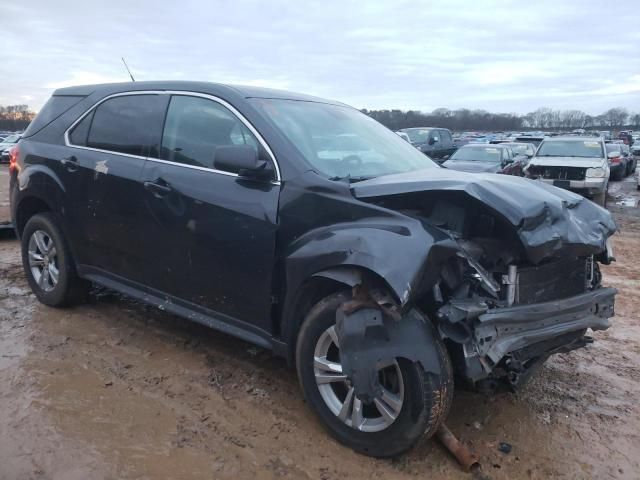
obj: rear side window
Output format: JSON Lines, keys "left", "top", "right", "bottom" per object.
{"left": 85, "top": 95, "right": 165, "bottom": 157}
{"left": 23, "top": 95, "right": 86, "bottom": 138}
{"left": 160, "top": 95, "right": 258, "bottom": 169}
{"left": 69, "top": 110, "right": 94, "bottom": 146}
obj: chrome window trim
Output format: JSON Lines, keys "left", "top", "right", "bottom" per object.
{"left": 63, "top": 90, "right": 282, "bottom": 183}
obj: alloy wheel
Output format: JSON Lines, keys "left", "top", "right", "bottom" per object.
{"left": 313, "top": 325, "right": 404, "bottom": 432}
{"left": 28, "top": 230, "right": 59, "bottom": 292}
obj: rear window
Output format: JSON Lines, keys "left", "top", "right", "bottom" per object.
{"left": 451, "top": 146, "right": 503, "bottom": 162}
{"left": 537, "top": 140, "right": 603, "bottom": 158}
{"left": 22, "top": 95, "right": 85, "bottom": 137}
{"left": 84, "top": 95, "right": 165, "bottom": 157}
{"left": 605, "top": 144, "right": 621, "bottom": 153}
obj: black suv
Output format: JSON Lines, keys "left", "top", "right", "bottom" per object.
{"left": 397, "top": 127, "right": 456, "bottom": 162}
{"left": 10, "top": 82, "right": 617, "bottom": 457}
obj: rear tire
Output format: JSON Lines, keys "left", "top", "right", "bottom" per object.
{"left": 21, "top": 213, "right": 89, "bottom": 307}
{"left": 296, "top": 291, "right": 453, "bottom": 458}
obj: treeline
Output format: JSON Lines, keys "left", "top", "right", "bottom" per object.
{"left": 362, "top": 107, "right": 640, "bottom": 132}
{"left": 0, "top": 105, "right": 36, "bottom": 131}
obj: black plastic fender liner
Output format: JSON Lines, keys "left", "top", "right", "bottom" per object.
{"left": 335, "top": 307, "right": 442, "bottom": 403}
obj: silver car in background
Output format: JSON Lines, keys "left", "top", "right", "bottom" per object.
{"left": 524, "top": 136, "right": 610, "bottom": 206}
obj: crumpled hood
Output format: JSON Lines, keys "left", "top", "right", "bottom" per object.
{"left": 527, "top": 156, "right": 605, "bottom": 168}
{"left": 443, "top": 160, "right": 501, "bottom": 173}
{"left": 351, "top": 168, "right": 617, "bottom": 264}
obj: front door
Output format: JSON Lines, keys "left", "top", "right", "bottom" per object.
{"left": 139, "top": 94, "right": 279, "bottom": 331}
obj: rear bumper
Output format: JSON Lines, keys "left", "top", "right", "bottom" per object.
{"left": 474, "top": 287, "right": 616, "bottom": 364}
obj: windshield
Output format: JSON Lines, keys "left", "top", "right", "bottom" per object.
{"left": 251, "top": 99, "right": 437, "bottom": 180}
{"left": 402, "top": 128, "right": 432, "bottom": 144}
{"left": 2, "top": 134, "right": 20, "bottom": 143}
{"left": 536, "top": 140, "right": 603, "bottom": 158}
{"left": 450, "top": 146, "right": 503, "bottom": 162}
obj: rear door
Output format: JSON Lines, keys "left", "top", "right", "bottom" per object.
{"left": 64, "top": 93, "right": 168, "bottom": 280}
{"left": 138, "top": 93, "right": 280, "bottom": 330}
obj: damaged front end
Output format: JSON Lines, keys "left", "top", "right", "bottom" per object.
{"left": 431, "top": 247, "right": 616, "bottom": 391}
{"left": 338, "top": 170, "right": 618, "bottom": 393}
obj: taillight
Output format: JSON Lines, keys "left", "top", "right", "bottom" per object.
{"left": 8, "top": 145, "right": 19, "bottom": 171}
{"left": 609, "top": 156, "right": 621, "bottom": 165}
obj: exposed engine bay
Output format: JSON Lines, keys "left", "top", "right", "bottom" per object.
{"left": 334, "top": 185, "right": 617, "bottom": 397}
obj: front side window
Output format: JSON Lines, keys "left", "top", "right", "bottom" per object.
{"left": 160, "top": 95, "right": 259, "bottom": 169}
{"left": 404, "top": 128, "right": 432, "bottom": 144}
{"left": 251, "top": 99, "right": 436, "bottom": 181}
{"left": 537, "top": 140, "right": 604, "bottom": 158}
{"left": 85, "top": 95, "right": 164, "bottom": 156}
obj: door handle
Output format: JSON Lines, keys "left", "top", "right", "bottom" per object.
{"left": 144, "top": 181, "right": 173, "bottom": 197}
{"left": 60, "top": 156, "right": 78, "bottom": 172}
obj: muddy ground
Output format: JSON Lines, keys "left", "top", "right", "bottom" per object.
{"left": 1, "top": 164, "right": 639, "bottom": 480}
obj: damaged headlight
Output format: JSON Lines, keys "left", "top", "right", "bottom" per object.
{"left": 585, "top": 167, "right": 606, "bottom": 178}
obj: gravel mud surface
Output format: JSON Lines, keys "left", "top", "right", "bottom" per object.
{"left": 1, "top": 165, "right": 639, "bottom": 479}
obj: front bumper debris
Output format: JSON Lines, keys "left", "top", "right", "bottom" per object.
{"left": 475, "top": 287, "right": 615, "bottom": 363}
{"left": 462, "top": 287, "right": 616, "bottom": 382}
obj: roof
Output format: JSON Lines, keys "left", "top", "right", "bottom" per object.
{"left": 460, "top": 143, "right": 508, "bottom": 148}
{"left": 400, "top": 127, "right": 441, "bottom": 131}
{"left": 52, "top": 80, "right": 345, "bottom": 105}
{"left": 543, "top": 136, "right": 604, "bottom": 142}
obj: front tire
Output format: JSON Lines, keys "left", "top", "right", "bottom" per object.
{"left": 592, "top": 190, "right": 606, "bottom": 207}
{"left": 21, "top": 213, "right": 88, "bottom": 307}
{"left": 296, "top": 292, "right": 453, "bottom": 458}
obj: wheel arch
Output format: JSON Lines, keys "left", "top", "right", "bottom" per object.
{"left": 14, "top": 194, "right": 54, "bottom": 238}
{"left": 279, "top": 265, "right": 396, "bottom": 365}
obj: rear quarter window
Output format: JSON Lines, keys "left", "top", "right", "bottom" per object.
{"left": 23, "top": 95, "right": 86, "bottom": 138}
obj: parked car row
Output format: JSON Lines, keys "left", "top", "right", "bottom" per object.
{"left": 442, "top": 143, "right": 529, "bottom": 176}
{"left": 0, "top": 133, "right": 22, "bottom": 163}
{"left": 604, "top": 143, "right": 636, "bottom": 180}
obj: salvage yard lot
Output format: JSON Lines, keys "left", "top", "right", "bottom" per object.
{"left": 1, "top": 164, "right": 639, "bottom": 479}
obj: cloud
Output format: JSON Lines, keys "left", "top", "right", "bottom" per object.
{"left": 44, "top": 71, "right": 130, "bottom": 89}
{"left": 0, "top": 0, "right": 638, "bottom": 116}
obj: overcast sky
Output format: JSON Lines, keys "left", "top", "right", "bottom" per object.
{"left": 2, "top": 0, "right": 639, "bottom": 114}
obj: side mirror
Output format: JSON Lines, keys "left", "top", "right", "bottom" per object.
{"left": 214, "top": 145, "right": 272, "bottom": 179}
{"left": 428, "top": 137, "right": 437, "bottom": 145}
{"left": 607, "top": 151, "right": 621, "bottom": 159}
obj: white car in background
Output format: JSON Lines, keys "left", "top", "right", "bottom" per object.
{"left": 524, "top": 136, "right": 610, "bottom": 206}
